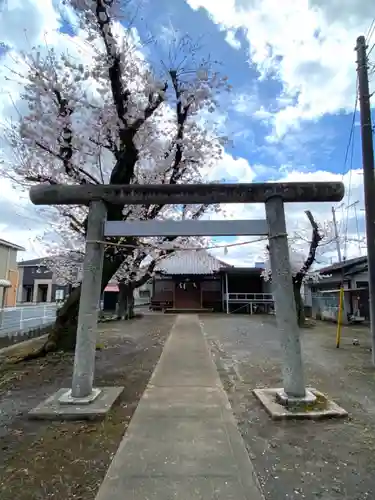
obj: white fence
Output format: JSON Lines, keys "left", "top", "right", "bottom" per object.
{"left": 0, "top": 304, "right": 58, "bottom": 336}
{"left": 0, "top": 296, "right": 151, "bottom": 338}
{"left": 227, "top": 293, "right": 274, "bottom": 302}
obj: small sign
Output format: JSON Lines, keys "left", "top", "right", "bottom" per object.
{"left": 55, "top": 289, "right": 64, "bottom": 301}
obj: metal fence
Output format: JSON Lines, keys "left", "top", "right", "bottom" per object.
{"left": 0, "top": 304, "right": 57, "bottom": 336}
{"left": 0, "top": 297, "right": 151, "bottom": 338}
{"left": 311, "top": 293, "right": 340, "bottom": 322}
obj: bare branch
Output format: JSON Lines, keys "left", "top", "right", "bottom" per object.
{"left": 293, "top": 210, "right": 323, "bottom": 285}
{"left": 25, "top": 174, "right": 58, "bottom": 185}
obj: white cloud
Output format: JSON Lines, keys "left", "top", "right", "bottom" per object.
{"left": 211, "top": 166, "right": 365, "bottom": 267}
{"left": 225, "top": 29, "right": 241, "bottom": 50}
{"left": 203, "top": 150, "right": 256, "bottom": 182}
{"left": 186, "top": 0, "right": 372, "bottom": 138}
{"left": 1, "top": 0, "right": 61, "bottom": 51}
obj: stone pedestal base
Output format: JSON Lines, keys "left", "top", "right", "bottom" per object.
{"left": 28, "top": 386, "right": 123, "bottom": 421}
{"left": 253, "top": 387, "right": 348, "bottom": 420}
{"left": 58, "top": 388, "right": 102, "bottom": 405}
{"left": 275, "top": 388, "right": 317, "bottom": 408}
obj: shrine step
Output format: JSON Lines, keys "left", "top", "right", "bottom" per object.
{"left": 164, "top": 308, "right": 214, "bottom": 314}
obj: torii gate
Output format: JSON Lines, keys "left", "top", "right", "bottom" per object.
{"left": 28, "top": 181, "right": 344, "bottom": 419}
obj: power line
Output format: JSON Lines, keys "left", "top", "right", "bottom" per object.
{"left": 366, "top": 18, "right": 375, "bottom": 63}
{"left": 366, "top": 18, "right": 375, "bottom": 45}
{"left": 336, "top": 77, "right": 358, "bottom": 252}
{"left": 343, "top": 122, "right": 356, "bottom": 257}
{"left": 342, "top": 80, "right": 358, "bottom": 178}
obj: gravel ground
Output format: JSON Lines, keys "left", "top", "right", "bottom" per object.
{"left": 201, "top": 314, "right": 375, "bottom": 500}
{"left": 0, "top": 313, "right": 175, "bottom": 500}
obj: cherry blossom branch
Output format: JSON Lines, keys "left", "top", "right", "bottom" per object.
{"left": 130, "top": 84, "right": 168, "bottom": 134}
{"left": 93, "top": 0, "right": 166, "bottom": 187}
{"left": 146, "top": 70, "right": 191, "bottom": 221}
{"left": 34, "top": 140, "right": 101, "bottom": 185}
{"left": 168, "top": 69, "right": 191, "bottom": 185}
{"left": 94, "top": 0, "right": 130, "bottom": 128}
{"left": 131, "top": 258, "right": 158, "bottom": 289}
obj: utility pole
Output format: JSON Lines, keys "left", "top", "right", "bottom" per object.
{"left": 331, "top": 206, "right": 342, "bottom": 262}
{"left": 356, "top": 35, "right": 375, "bottom": 363}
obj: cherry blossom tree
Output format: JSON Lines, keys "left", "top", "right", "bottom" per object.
{"left": 1, "top": 0, "right": 230, "bottom": 354}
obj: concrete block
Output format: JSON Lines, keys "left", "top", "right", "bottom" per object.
{"left": 28, "top": 386, "right": 123, "bottom": 421}
{"left": 253, "top": 387, "right": 348, "bottom": 420}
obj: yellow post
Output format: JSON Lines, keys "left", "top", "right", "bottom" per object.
{"left": 336, "top": 287, "right": 344, "bottom": 348}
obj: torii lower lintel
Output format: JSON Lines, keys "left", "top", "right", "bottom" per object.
{"left": 29, "top": 181, "right": 345, "bottom": 206}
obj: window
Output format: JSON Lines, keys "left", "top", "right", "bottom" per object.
{"left": 356, "top": 281, "right": 368, "bottom": 289}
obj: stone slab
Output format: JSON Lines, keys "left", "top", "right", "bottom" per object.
{"left": 148, "top": 323, "right": 221, "bottom": 388}
{"left": 28, "top": 386, "right": 123, "bottom": 421}
{"left": 107, "top": 417, "right": 240, "bottom": 477}
{"left": 95, "top": 476, "right": 249, "bottom": 499}
{"left": 253, "top": 387, "right": 348, "bottom": 420}
{"left": 136, "top": 385, "right": 231, "bottom": 418}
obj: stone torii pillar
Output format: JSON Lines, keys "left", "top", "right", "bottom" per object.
{"left": 28, "top": 181, "right": 344, "bottom": 420}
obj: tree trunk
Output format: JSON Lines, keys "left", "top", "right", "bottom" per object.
{"left": 293, "top": 280, "right": 305, "bottom": 327}
{"left": 19, "top": 254, "right": 126, "bottom": 361}
{"left": 128, "top": 288, "right": 135, "bottom": 319}
{"left": 117, "top": 283, "right": 135, "bottom": 320}
{"left": 19, "top": 245, "right": 153, "bottom": 361}
{"left": 47, "top": 286, "right": 81, "bottom": 351}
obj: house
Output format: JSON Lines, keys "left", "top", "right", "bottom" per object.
{"left": 150, "top": 250, "right": 273, "bottom": 313}
{"left": 15, "top": 249, "right": 273, "bottom": 314}
{"left": 0, "top": 238, "right": 25, "bottom": 308}
{"left": 17, "top": 258, "right": 73, "bottom": 304}
{"left": 306, "top": 256, "right": 369, "bottom": 322}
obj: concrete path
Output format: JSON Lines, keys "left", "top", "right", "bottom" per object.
{"left": 95, "top": 314, "right": 264, "bottom": 500}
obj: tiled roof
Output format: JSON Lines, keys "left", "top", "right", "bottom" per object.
{"left": 18, "top": 252, "right": 83, "bottom": 267}
{"left": 155, "top": 250, "right": 231, "bottom": 275}
{"left": 17, "top": 257, "right": 45, "bottom": 267}
{"left": 318, "top": 256, "right": 367, "bottom": 274}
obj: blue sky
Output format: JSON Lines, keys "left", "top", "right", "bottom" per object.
{"left": 124, "top": 0, "right": 363, "bottom": 174}
{"left": 0, "top": 0, "right": 372, "bottom": 266}
{"left": 57, "top": 0, "right": 365, "bottom": 179}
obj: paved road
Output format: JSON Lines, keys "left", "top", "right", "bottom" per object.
{"left": 199, "top": 314, "right": 375, "bottom": 500}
